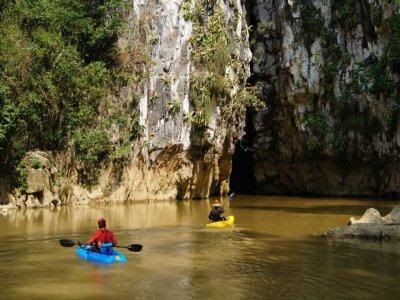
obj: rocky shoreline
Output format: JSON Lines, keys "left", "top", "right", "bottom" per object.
{"left": 327, "top": 224, "right": 400, "bottom": 240}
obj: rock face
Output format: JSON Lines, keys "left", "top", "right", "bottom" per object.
{"left": 1, "top": 0, "right": 254, "bottom": 207}
{"left": 347, "top": 208, "right": 384, "bottom": 225}
{"left": 95, "top": 0, "right": 254, "bottom": 201}
{"left": 248, "top": 0, "right": 400, "bottom": 196}
{"left": 327, "top": 223, "right": 400, "bottom": 239}
{"left": 348, "top": 205, "right": 400, "bottom": 224}
{"left": 2, "top": 1, "right": 399, "bottom": 207}
{"left": 327, "top": 205, "right": 400, "bottom": 239}
{"left": 0, "top": 180, "right": 10, "bottom": 205}
{"left": 13, "top": 151, "right": 58, "bottom": 208}
{"left": 48, "top": 0, "right": 254, "bottom": 204}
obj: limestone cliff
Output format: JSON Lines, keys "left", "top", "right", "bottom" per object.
{"left": 106, "top": 0, "right": 252, "bottom": 201}
{"left": 0, "top": 0, "right": 255, "bottom": 209}
{"left": 2, "top": 0, "right": 399, "bottom": 210}
{"left": 248, "top": 0, "right": 400, "bottom": 196}
{"left": 106, "top": 0, "right": 254, "bottom": 202}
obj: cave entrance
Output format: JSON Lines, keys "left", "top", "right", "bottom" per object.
{"left": 230, "top": 110, "right": 256, "bottom": 194}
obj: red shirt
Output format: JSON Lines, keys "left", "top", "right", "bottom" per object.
{"left": 88, "top": 229, "right": 117, "bottom": 246}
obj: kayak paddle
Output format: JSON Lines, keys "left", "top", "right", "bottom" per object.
{"left": 115, "top": 244, "right": 143, "bottom": 252}
{"left": 59, "top": 239, "right": 143, "bottom": 252}
{"left": 222, "top": 192, "right": 236, "bottom": 207}
{"left": 60, "top": 239, "right": 76, "bottom": 247}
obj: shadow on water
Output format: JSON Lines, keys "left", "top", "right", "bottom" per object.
{"left": 232, "top": 204, "right": 394, "bottom": 216}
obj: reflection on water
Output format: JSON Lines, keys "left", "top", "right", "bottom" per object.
{"left": 0, "top": 196, "right": 399, "bottom": 298}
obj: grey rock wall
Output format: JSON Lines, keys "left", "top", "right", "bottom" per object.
{"left": 66, "top": 0, "right": 254, "bottom": 203}
{"left": 249, "top": 0, "right": 400, "bottom": 196}
{"left": 119, "top": 0, "right": 252, "bottom": 200}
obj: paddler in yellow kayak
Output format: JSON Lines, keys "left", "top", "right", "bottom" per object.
{"left": 208, "top": 201, "right": 227, "bottom": 222}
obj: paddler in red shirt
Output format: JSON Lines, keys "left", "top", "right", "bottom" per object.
{"left": 87, "top": 218, "right": 117, "bottom": 252}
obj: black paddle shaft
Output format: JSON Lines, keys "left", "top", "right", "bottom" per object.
{"left": 60, "top": 239, "right": 142, "bottom": 252}
{"left": 222, "top": 192, "right": 236, "bottom": 207}
{"left": 116, "top": 244, "right": 143, "bottom": 252}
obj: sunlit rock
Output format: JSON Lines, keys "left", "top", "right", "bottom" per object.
{"left": 3, "top": 151, "right": 60, "bottom": 209}
{"left": 382, "top": 206, "right": 400, "bottom": 224}
{"left": 328, "top": 206, "right": 400, "bottom": 240}
{"left": 26, "top": 168, "right": 50, "bottom": 194}
{"left": 347, "top": 208, "right": 383, "bottom": 225}
{"left": 25, "top": 195, "right": 41, "bottom": 208}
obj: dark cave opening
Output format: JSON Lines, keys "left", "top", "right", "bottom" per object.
{"left": 230, "top": 0, "right": 262, "bottom": 195}
{"left": 230, "top": 110, "right": 256, "bottom": 194}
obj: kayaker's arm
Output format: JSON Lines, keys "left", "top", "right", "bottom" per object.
{"left": 88, "top": 231, "right": 99, "bottom": 244}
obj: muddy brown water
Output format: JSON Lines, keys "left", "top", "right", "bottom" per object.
{"left": 0, "top": 195, "right": 399, "bottom": 299}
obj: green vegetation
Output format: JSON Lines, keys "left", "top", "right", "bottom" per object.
{"left": 73, "top": 128, "right": 110, "bottom": 185}
{"left": 300, "top": 8, "right": 400, "bottom": 157}
{"left": 371, "top": 4, "right": 383, "bottom": 28}
{"left": 300, "top": 1, "right": 325, "bottom": 49}
{"left": 188, "top": 6, "right": 229, "bottom": 128}
{"left": 0, "top": 0, "right": 132, "bottom": 186}
{"left": 386, "top": 13, "right": 400, "bottom": 64}
{"left": 166, "top": 100, "right": 181, "bottom": 116}
{"left": 185, "top": 1, "right": 264, "bottom": 133}
{"left": 182, "top": 0, "right": 194, "bottom": 21}
{"left": 31, "top": 158, "right": 43, "bottom": 169}
{"left": 15, "top": 165, "right": 28, "bottom": 191}
{"left": 257, "top": 20, "right": 275, "bottom": 35}
{"left": 298, "top": 112, "right": 327, "bottom": 152}
{"left": 332, "top": 0, "right": 358, "bottom": 31}
{"left": 149, "top": 34, "right": 159, "bottom": 45}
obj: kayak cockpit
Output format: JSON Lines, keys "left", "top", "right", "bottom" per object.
{"left": 76, "top": 243, "right": 127, "bottom": 264}
{"left": 206, "top": 215, "right": 235, "bottom": 228}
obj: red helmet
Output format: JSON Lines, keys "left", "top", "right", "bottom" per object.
{"left": 97, "top": 218, "right": 106, "bottom": 228}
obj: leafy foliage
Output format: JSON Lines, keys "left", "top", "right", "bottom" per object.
{"left": 31, "top": 158, "right": 43, "bottom": 169}
{"left": 186, "top": 3, "right": 264, "bottom": 131}
{"left": 332, "top": 0, "right": 358, "bottom": 31}
{"left": 0, "top": 0, "right": 129, "bottom": 186}
{"left": 300, "top": 1, "right": 325, "bottom": 49}
{"left": 166, "top": 100, "right": 181, "bottom": 116}
{"left": 73, "top": 128, "right": 110, "bottom": 186}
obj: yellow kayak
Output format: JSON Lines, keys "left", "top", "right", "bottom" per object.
{"left": 206, "top": 215, "right": 234, "bottom": 228}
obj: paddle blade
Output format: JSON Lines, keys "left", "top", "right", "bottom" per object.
{"left": 60, "top": 239, "right": 76, "bottom": 247}
{"left": 127, "top": 244, "right": 142, "bottom": 252}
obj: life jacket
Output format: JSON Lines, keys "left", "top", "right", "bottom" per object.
{"left": 208, "top": 207, "right": 225, "bottom": 221}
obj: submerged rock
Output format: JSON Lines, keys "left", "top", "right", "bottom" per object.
{"left": 327, "top": 206, "right": 400, "bottom": 240}
{"left": 327, "top": 224, "right": 400, "bottom": 240}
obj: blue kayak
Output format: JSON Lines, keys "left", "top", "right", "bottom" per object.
{"left": 76, "top": 243, "right": 127, "bottom": 264}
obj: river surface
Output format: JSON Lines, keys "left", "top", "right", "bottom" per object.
{"left": 0, "top": 195, "right": 399, "bottom": 299}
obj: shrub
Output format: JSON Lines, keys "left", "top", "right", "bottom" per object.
{"left": 31, "top": 158, "right": 43, "bottom": 169}
{"left": 15, "top": 165, "right": 28, "bottom": 190}
{"left": 0, "top": 0, "right": 130, "bottom": 184}
{"left": 332, "top": 0, "right": 358, "bottom": 31}
{"left": 166, "top": 100, "right": 181, "bottom": 116}
{"left": 73, "top": 128, "right": 110, "bottom": 185}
